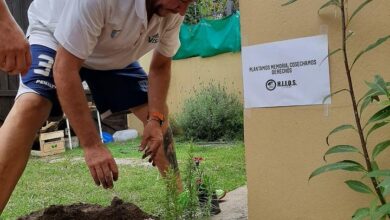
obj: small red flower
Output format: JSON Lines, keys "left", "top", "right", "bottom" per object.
{"left": 193, "top": 157, "right": 204, "bottom": 166}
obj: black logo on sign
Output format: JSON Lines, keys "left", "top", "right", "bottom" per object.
{"left": 148, "top": 33, "right": 159, "bottom": 43}
{"left": 266, "top": 79, "right": 276, "bottom": 91}
{"left": 266, "top": 79, "right": 297, "bottom": 91}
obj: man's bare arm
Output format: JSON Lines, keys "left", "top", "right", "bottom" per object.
{"left": 139, "top": 51, "right": 172, "bottom": 159}
{"left": 53, "top": 47, "right": 118, "bottom": 189}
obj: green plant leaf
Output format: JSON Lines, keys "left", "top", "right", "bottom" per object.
{"left": 322, "top": 89, "right": 349, "bottom": 104}
{"left": 359, "top": 95, "right": 374, "bottom": 116}
{"left": 381, "top": 100, "right": 390, "bottom": 107}
{"left": 346, "top": 31, "right": 355, "bottom": 41}
{"left": 318, "top": 0, "right": 340, "bottom": 14}
{"left": 352, "top": 207, "right": 369, "bottom": 220}
{"left": 351, "top": 35, "right": 390, "bottom": 69}
{"left": 372, "top": 140, "right": 390, "bottom": 160}
{"left": 358, "top": 89, "right": 382, "bottom": 115}
{"left": 345, "top": 180, "right": 373, "bottom": 194}
{"left": 326, "top": 124, "right": 356, "bottom": 146}
{"left": 309, "top": 160, "right": 366, "bottom": 180}
{"left": 358, "top": 88, "right": 380, "bottom": 107}
{"left": 378, "top": 177, "right": 390, "bottom": 196}
{"left": 365, "top": 75, "right": 389, "bottom": 97}
{"left": 281, "top": 0, "right": 298, "bottom": 6}
{"left": 366, "top": 121, "right": 389, "bottom": 140}
{"left": 367, "top": 105, "right": 390, "bottom": 124}
{"left": 320, "top": 48, "right": 342, "bottom": 65}
{"left": 366, "top": 170, "right": 390, "bottom": 178}
{"left": 378, "top": 177, "right": 390, "bottom": 188}
{"left": 373, "top": 203, "right": 390, "bottom": 220}
{"left": 370, "top": 199, "right": 379, "bottom": 219}
{"left": 349, "top": 0, "right": 373, "bottom": 24}
{"left": 342, "top": 160, "right": 366, "bottom": 172}
{"left": 371, "top": 160, "right": 379, "bottom": 171}
{"left": 323, "top": 145, "right": 361, "bottom": 161}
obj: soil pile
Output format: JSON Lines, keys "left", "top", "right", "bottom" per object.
{"left": 18, "top": 197, "right": 158, "bottom": 220}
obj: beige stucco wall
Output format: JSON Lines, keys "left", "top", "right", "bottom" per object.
{"left": 127, "top": 52, "right": 242, "bottom": 133}
{"left": 241, "top": 1, "right": 390, "bottom": 219}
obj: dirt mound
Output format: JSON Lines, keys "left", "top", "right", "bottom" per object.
{"left": 18, "top": 197, "right": 158, "bottom": 220}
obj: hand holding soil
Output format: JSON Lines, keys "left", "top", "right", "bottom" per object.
{"left": 84, "top": 144, "right": 119, "bottom": 189}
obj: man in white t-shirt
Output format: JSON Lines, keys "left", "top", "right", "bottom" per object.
{"left": 0, "top": 0, "right": 192, "bottom": 213}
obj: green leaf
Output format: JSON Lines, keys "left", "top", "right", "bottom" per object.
{"left": 366, "top": 170, "right": 390, "bottom": 178}
{"left": 378, "top": 177, "right": 390, "bottom": 196}
{"left": 326, "top": 124, "right": 356, "bottom": 146}
{"left": 367, "top": 105, "right": 390, "bottom": 124}
{"left": 358, "top": 88, "right": 379, "bottom": 107}
{"left": 370, "top": 199, "right": 379, "bottom": 219}
{"left": 358, "top": 89, "right": 382, "bottom": 116}
{"left": 346, "top": 31, "right": 355, "bottom": 41}
{"left": 365, "top": 75, "right": 389, "bottom": 97}
{"left": 349, "top": 0, "right": 373, "bottom": 24}
{"left": 351, "top": 35, "right": 390, "bottom": 69}
{"left": 373, "top": 203, "right": 390, "bottom": 220}
{"left": 309, "top": 160, "right": 366, "bottom": 180}
{"left": 281, "top": 0, "right": 298, "bottom": 6}
{"left": 322, "top": 89, "right": 349, "bottom": 104}
{"left": 345, "top": 180, "right": 373, "bottom": 194}
{"left": 371, "top": 161, "right": 380, "bottom": 173}
{"left": 359, "top": 95, "right": 374, "bottom": 116}
{"left": 342, "top": 160, "right": 366, "bottom": 172}
{"left": 318, "top": 0, "right": 340, "bottom": 14}
{"left": 352, "top": 207, "right": 369, "bottom": 220}
{"left": 381, "top": 100, "right": 390, "bottom": 107}
{"left": 359, "top": 77, "right": 385, "bottom": 115}
{"left": 372, "top": 140, "right": 390, "bottom": 160}
{"left": 366, "top": 121, "right": 389, "bottom": 140}
{"left": 320, "top": 48, "right": 342, "bottom": 65}
{"left": 323, "top": 145, "right": 361, "bottom": 161}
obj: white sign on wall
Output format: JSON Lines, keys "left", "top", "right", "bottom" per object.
{"left": 242, "top": 34, "right": 331, "bottom": 108}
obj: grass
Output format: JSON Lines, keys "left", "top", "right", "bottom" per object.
{"left": 1, "top": 139, "right": 246, "bottom": 219}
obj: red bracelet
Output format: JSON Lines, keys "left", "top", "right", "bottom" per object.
{"left": 147, "top": 112, "right": 165, "bottom": 126}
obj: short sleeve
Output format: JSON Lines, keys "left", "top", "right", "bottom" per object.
{"left": 54, "top": 0, "right": 107, "bottom": 60}
{"left": 156, "top": 15, "right": 184, "bottom": 58}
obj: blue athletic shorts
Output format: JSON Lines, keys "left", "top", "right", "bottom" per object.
{"left": 17, "top": 45, "right": 149, "bottom": 118}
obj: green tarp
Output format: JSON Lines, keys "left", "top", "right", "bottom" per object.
{"left": 173, "top": 12, "right": 241, "bottom": 60}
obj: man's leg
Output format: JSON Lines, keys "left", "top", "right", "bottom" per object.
{"left": 130, "top": 104, "right": 183, "bottom": 191}
{"left": 0, "top": 93, "right": 51, "bottom": 213}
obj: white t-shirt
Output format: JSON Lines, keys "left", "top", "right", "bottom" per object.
{"left": 27, "top": 0, "right": 183, "bottom": 70}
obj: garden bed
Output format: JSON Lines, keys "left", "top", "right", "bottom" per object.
{"left": 18, "top": 197, "right": 158, "bottom": 220}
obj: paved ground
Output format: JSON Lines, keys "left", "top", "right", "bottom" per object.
{"left": 211, "top": 186, "right": 248, "bottom": 220}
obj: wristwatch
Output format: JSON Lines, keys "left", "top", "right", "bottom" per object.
{"left": 147, "top": 111, "right": 165, "bottom": 126}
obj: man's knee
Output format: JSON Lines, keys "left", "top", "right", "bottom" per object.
{"left": 14, "top": 94, "right": 51, "bottom": 113}
{"left": 9, "top": 94, "right": 52, "bottom": 124}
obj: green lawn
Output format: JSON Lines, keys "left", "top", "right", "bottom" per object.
{"left": 1, "top": 139, "right": 246, "bottom": 219}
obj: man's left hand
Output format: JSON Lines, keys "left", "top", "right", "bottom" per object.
{"left": 139, "top": 120, "right": 163, "bottom": 164}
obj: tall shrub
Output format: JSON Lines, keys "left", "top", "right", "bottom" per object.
{"left": 178, "top": 83, "right": 243, "bottom": 142}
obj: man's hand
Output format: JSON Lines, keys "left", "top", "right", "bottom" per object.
{"left": 83, "top": 143, "right": 119, "bottom": 189}
{"left": 0, "top": 1, "right": 31, "bottom": 75}
{"left": 139, "top": 120, "right": 163, "bottom": 164}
